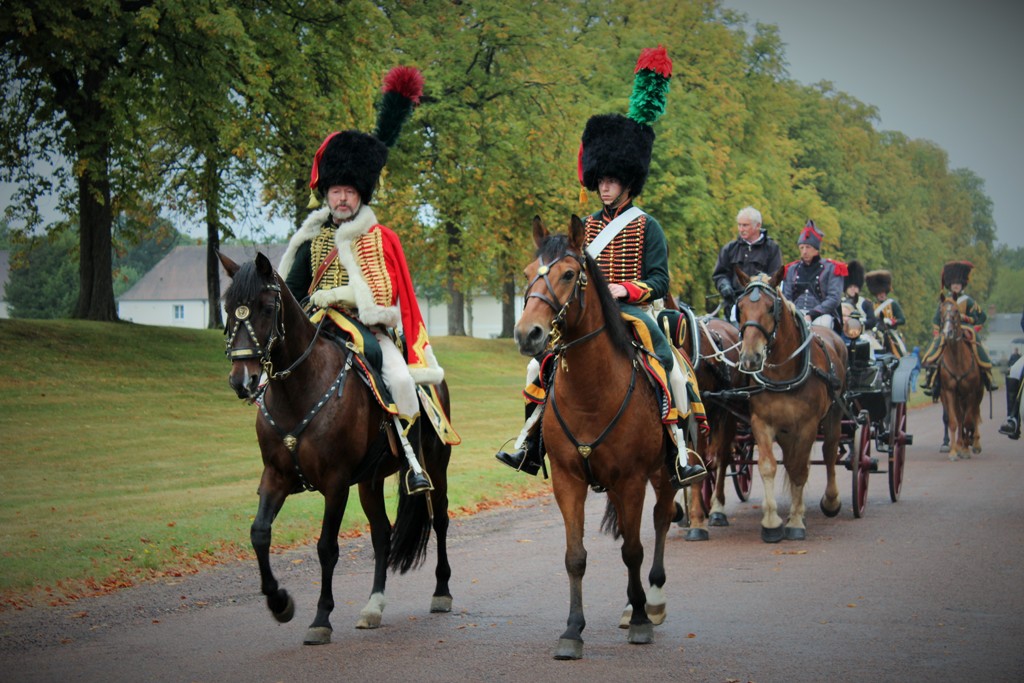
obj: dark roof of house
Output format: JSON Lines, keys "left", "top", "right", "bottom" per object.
{"left": 119, "top": 244, "right": 287, "bottom": 301}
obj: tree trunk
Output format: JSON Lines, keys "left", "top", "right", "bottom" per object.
{"left": 445, "top": 219, "right": 466, "bottom": 336}
{"left": 71, "top": 69, "right": 117, "bottom": 322}
{"left": 501, "top": 275, "right": 516, "bottom": 338}
{"left": 204, "top": 157, "right": 223, "bottom": 329}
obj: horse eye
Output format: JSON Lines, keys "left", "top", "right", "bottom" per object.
{"left": 561, "top": 269, "right": 576, "bottom": 282}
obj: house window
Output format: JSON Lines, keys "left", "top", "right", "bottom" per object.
{"left": 173, "top": 304, "right": 185, "bottom": 320}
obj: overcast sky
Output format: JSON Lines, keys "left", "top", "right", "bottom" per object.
{"left": 722, "top": 0, "right": 1024, "bottom": 249}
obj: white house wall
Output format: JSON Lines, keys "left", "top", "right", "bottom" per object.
{"left": 119, "top": 299, "right": 211, "bottom": 329}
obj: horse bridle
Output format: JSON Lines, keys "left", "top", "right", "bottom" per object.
{"left": 940, "top": 299, "right": 964, "bottom": 342}
{"left": 223, "top": 282, "right": 292, "bottom": 381}
{"left": 736, "top": 279, "right": 782, "bottom": 348}
{"left": 523, "top": 248, "right": 594, "bottom": 350}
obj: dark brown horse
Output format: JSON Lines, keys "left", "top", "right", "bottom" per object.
{"left": 937, "top": 294, "right": 983, "bottom": 460}
{"left": 659, "top": 299, "right": 743, "bottom": 541}
{"left": 515, "top": 216, "right": 679, "bottom": 660}
{"left": 734, "top": 268, "right": 847, "bottom": 542}
{"left": 219, "top": 251, "right": 453, "bottom": 645}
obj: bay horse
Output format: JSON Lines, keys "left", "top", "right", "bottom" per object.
{"left": 659, "top": 298, "right": 742, "bottom": 541}
{"left": 218, "top": 251, "right": 453, "bottom": 646}
{"left": 734, "top": 268, "right": 847, "bottom": 542}
{"left": 937, "top": 294, "right": 983, "bottom": 460}
{"left": 515, "top": 215, "right": 680, "bottom": 660}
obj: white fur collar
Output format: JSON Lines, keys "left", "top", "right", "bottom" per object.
{"left": 278, "top": 206, "right": 378, "bottom": 276}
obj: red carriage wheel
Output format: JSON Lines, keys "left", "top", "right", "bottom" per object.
{"left": 731, "top": 441, "right": 754, "bottom": 501}
{"left": 888, "top": 402, "right": 907, "bottom": 502}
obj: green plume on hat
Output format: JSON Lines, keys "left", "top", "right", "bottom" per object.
{"left": 627, "top": 45, "right": 673, "bottom": 126}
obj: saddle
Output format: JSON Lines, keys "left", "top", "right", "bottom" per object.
{"left": 310, "top": 307, "right": 460, "bottom": 446}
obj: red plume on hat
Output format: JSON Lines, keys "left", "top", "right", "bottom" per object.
{"left": 307, "top": 66, "right": 424, "bottom": 208}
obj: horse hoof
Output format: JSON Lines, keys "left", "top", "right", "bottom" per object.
{"left": 939, "top": 443, "right": 951, "bottom": 453}
{"left": 784, "top": 527, "right": 807, "bottom": 541}
{"left": 708, "top": 512, "right": 730, "bottom": 527}
{"left": 627, "top": 622, "right": 655, "bottom": 644}
{"left": 356, "top": 612, "right": 382, "bottom": 629}
{"left": 430, "top": 595, "right": 453, "bottom": 613}
{"left": 619, "top": 604, "right": 632, "bottom": 629}
{"left": 820, "top": 498, "right": 841, "bottom": 518}
{"left": 271, "top": 592, "right": 295, "bottom": 624}
{"left": 554, "top": 638, "right": 584, "bottom": 660}
{"left": 948, "top": 453, "right": 959, "bottom": 462}
{"left": 646, "top": 602, "right": 666, "bottom": 625}
{"left": 685, "top": 528, "right": 709, "bottom": 542}
{"left": 761, "top": 525, "right": 785, "bottom": 543}
{"left": 303, "top": 626, "right": 332, "bottom": 645}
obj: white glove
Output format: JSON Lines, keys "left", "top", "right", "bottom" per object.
{"left": 310, "top": 285, "right": 356, "bottom": 309}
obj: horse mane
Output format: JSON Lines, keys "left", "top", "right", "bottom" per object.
{"left": 536, "top": 234, "right": 633, "bottom": 357}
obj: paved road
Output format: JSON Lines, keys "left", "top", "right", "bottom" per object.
{"left": 2, "top": 398, "right": 1022, "bottom": 683}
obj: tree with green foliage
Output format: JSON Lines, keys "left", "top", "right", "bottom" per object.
{"left": 6, "top": 228, "right": 78, "bottom": 319}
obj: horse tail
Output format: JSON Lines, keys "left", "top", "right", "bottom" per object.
{"left": 388, "top": 489, "right": 432, "bottom": 574}
{"left": 600, "top": 498, "right": 622, "bottom": 539}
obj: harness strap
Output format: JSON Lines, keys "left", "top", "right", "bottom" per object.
{"left": 549, "top": 357, "right": 639, "bottom": 493}
{"left": 258, "top": 351, "right": 352, "bottom": 492}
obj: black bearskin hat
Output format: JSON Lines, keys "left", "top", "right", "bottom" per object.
{"left": 577, "top": 46, "right": 672, "bottom": 200}
{"left": 308, "top": 66, "right": 423, "bottom": 207}
{"left": 844, "top": 259, "right": 865, "bottom": 289}
{"left": 941, "top": 260, "right": 973, "bottom": 288}
{"left": 314, "top": 131, "right": 388, "bottom": 205}
{"left": 579, "top": 114, "right": 655, "bottom": 196}
{"left": 865, "top": 270, "right": 892, "bottom": 296}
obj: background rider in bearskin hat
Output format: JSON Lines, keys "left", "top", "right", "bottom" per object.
{"left": 919, "top": 260, "right": 996, "bottom": 396}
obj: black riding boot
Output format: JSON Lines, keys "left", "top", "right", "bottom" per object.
{"left": 398, "top": 417, "right": 432, "bottom": 495}
{"left": 999, "top": 377, "right": 1021, "bottom": 440}
{"left": 921, "top": 366, "right": 937, "bottom": 396}
{"left": 495, "top": 403, "right": 544, "bottom": 476}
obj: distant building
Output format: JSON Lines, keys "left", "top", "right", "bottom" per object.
{"left": 986, "top": 312, "right": 1024, "bottom": 366}
{"left": 118, "top": 244, "right": 518, "bottom": 337}
{"left": 118, "top": 245, "right": 286, "bottom": 328}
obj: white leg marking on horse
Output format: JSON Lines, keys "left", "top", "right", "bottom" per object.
{"left": 356, "top": 592, "right": 386, "bottom": 629}
{"left": 646, "top": 584, "right": 667, "bottom": 625}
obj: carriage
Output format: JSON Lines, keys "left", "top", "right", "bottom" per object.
{"left": 684, "top": 282, "right": 916, "bottom": 528}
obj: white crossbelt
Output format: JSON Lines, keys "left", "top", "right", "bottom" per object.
{"left": 585, "top": 206, "right": 644, "bottom": 258}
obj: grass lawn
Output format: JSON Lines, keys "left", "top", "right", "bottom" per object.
{"left": 0, "top": 319, "right": 548, "bottom": 607}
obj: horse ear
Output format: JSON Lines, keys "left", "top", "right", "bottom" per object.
{"left": 532, "top": 215, "right": 548, "bottom": 248}
{"left": 217, "top": 250, "right": 240, "bottom": 278}
{"left": 255, "top": 252, "right": 275, "bottom": 279}
{"left": 733, "top": 265, "right": 750, "bottom": 287}
{"left": 568, "top": 214, "right": 586, "bottom": 252}
{"left": 769, "top": 265, "right": 786, "bottom": 289}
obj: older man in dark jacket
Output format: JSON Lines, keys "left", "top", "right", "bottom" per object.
{"left": 712, "top": 206, "right": 782, "bottom": 321}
